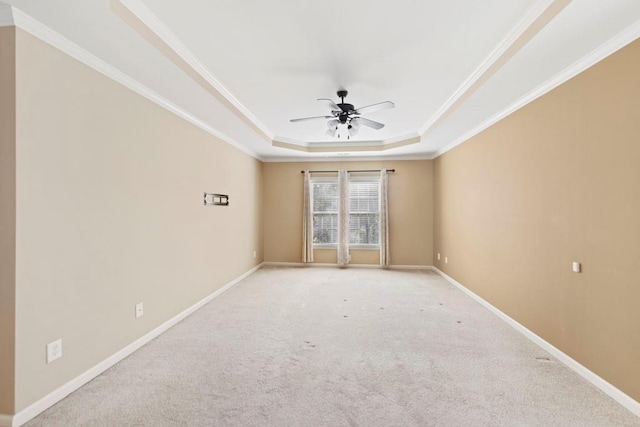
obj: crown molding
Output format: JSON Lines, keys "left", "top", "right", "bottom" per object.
{"left": 262, "top": 153, "right": 435, "bottom": 163}
{"left": 272, "top": 136, "right": 421, "bottom": 153}
{"left": 115, "top": 0, "right": 274, "bottom": 142}
{"left": 0, "top": 4, "right": 13, "bottom": 27}
{"left": 385, "top": 131, "right": 421, "bottom": 145}
{"left": 417, "top": 0, "right": 560, "bottom": 136}
{"left": 271, "top": 132, "right": 421, "bottom": 153}
{"left": 10, "top": 8, "right": 262, "bottom": 161}
{"left": 273, "top": 136, "right": 385, "bottom": 148}
{"left": 433, "top": 18, "right": 640, "bottom": 159}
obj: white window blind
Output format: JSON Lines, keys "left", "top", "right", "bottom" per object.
{"left": 349, "top": 180, "right": 380, "bottom": 246}
{"left": 311, "top": 180, "right": 338, "bottom": 245}
{"left": 311, "top": 177, "right": 381, "bottom": 247}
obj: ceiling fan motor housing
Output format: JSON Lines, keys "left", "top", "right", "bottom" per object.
{"left": 336, "top": 90, "right": 353, "bottom": 121}
{"left": 338, "top": 111, "right": 353, "bottom": 123}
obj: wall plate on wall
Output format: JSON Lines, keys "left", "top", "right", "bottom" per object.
{"left": 204, "top": 193, "right": 229, "bottom": 206}
{"left": 47, "top": 339, "right": 62, "bottom": 363}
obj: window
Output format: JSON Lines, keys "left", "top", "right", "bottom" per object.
{"left": 349, "top": 179, "right": 380, "bottom": 246}
{"left": 311, "top": 180, "right": 338, "bottom": 245}
{"left": 311, "top": 177, "right": 380, "bottom": 247}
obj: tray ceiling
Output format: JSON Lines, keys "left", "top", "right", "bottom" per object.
{"left": 2, "top": 0, "right": 640, "bottom": 160}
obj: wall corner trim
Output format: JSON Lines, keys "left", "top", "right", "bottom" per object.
{"left": 432, "top": 267, "right": 640, "bottom": 418}
{"left": 2, "top": 263, "right": 264, "bottom": 427}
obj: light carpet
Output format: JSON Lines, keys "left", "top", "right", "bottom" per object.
{"left": 26, "top": 267, "right": 640, "bottom": 426}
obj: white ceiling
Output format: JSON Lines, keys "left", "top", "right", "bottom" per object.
{"left": 2, "top": 0, "right": 640, "bottom": 160}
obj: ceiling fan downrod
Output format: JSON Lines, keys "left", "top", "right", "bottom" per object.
{"left": 337, "top": 89, "right": 348, "bottom": 104}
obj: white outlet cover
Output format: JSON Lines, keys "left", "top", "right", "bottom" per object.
{"left": 437, "top": 253, "right": 441, "bottom": 260}
{"left": 47, "top": 339, "right": 62, "bottom": 363}
{"left": 253, "top": 250, "right": 256, "bottom": 258}
{"left": 445, "top": 257, "right": 448, "bottom": 264}
{"left": 572, "top": 262, "right": 581, "bottom": 273}
{"left": 135, "top": 302, "right": 144, "bottom": 318}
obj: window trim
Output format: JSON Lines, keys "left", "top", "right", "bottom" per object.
{"left": 310, "top": 175, "right": 382, "bottom": 249}
{"left": 348, "top": 177, "right": 381, "bottom": 248}
{"left": 350, "top": 244, "right": 380, "bottom": 250}
{"left": 310, "top": 177, "right": 339, "bottom": 246}
{"left": 313, "top": 244, "right": 338, "bottom": 249}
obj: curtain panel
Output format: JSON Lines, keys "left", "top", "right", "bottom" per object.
{"left": 380, "top": 168, "right": 390, "bottom": 267}
{"left": 337, "top": 170, "right": 350, "bottom": 266}
{"left": 302, "top": 171, "right": 314, "bottom": 263}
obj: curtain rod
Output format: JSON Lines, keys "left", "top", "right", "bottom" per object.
{"left": 300, "top": 169, "right": 395, "bottom": 174}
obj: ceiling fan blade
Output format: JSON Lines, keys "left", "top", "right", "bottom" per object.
{"left": 355, "top": 101, "right": 395, "bottom": 115}
{"left": 358, "top": 117, "right": 385, "bottom": 130}
{"left": 317, "top": 98, "right": 343, "bottom": 112}
{"left": 290, "top": 115, "right": 333, "bottom": 123}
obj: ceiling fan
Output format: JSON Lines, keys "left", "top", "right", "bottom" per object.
{"left": 290, "top": 90, "right": 395, "bottom": 139}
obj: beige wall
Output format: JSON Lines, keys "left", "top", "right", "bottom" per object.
{"left": 434, "top": 39, "right": 640, "bottom": 402}
{"left": 12, "top": 29, "right": 263, "bottom": 412}
{"left": 0, "top": 26, "right": 16, "bottom": 415}
{"left": 263, "top": 160, "right": 433, "bottom": 266}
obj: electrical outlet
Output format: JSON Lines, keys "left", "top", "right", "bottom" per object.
{"left": 445, "top": 257, "right": 448, "bottom": 264}
{"left": 47, "top": 339, "right": 62, "bottom": 363}
{"left": 253, "top": 250, "right": 256, "bottom": 259}
{"left": 437, "top": 253, "right": 441, "bottom": 260}
{"left": 135, "top": 302, "right": 144, "bottom": 318}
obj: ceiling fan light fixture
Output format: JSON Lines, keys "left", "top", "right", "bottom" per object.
{"left": 326, "top": 127, "right": 337, "bottom": 138}
{"left": 327, "top": 119, "right": 340, "bottom": 129}
{"left": 348, "top": 124, "right": 359, "bottom": 138}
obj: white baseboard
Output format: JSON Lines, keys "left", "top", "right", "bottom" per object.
{"left": 262, "top": 261, "right": 432, "bottom": 270}
{"left": 262, "top": 261, "right": 311, "bottom": 267}
{"left": 1, "top": 262, "right": 264, "bottom": 427}
{"left": 389, "top": 265, "right": 434, "bottom": 271}
{"left": 432, "top": 267, "right": 640, "bottom": 418}
{"left": 8, "top": 264, "right": 633, "bottom": 424}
